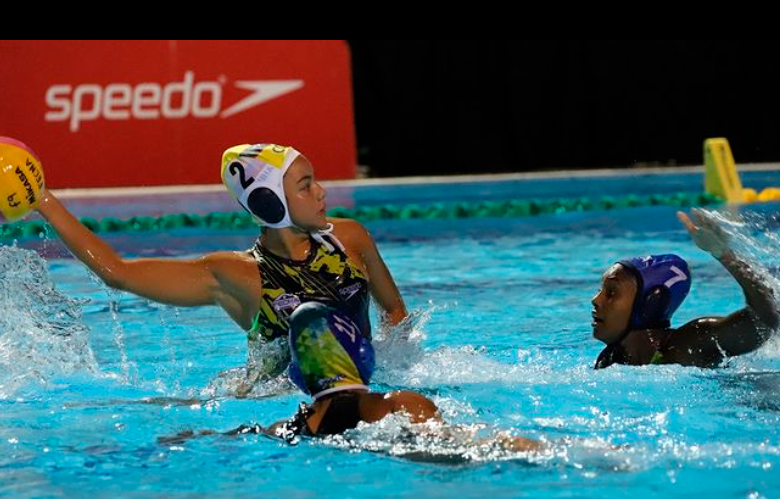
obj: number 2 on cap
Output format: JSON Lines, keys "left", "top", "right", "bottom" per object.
{"left": 229, "top": 162, "right": 255, "bottom": 189}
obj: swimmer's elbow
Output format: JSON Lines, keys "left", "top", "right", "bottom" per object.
{"left": 753, "top": 306, "right": 780, "bottom": 333}
{"left": 744, "top": 282, "right": 780, "bottom": 331}
{"left": 98, "top": 259, "right": 138, "bottom": 291}
{"left": 99, "top": 260, "right": 133, "bottom": 291}
{"left": 103, "top": 276, "right": 124, "bottom": 291}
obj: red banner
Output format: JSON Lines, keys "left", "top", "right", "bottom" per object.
{"left": 0, "top": 40, "right": 356, "bottom": 188}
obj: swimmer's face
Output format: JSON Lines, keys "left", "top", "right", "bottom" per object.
{"left": 284, "top": 156, "right": 328, "bottom": 231}
{"left": 591, "top": 264, "right": 637, "bottom": 344}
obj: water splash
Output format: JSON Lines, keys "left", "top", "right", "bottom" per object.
{"left": 0, "top": 245, "right": 99, "bottom": 399}
{"left": 695, "top": 208, "right": 780, "bottom": 362}
{"left": 315, "top": 410, "right": 626, "bottom": 466}
{"left": 84, "top": 270, "right": 138, "bottom": 384}
{"left": 200, "top": 304, "right": 448, "bottom": 399}
{"left": 200, "top": 337, "right": 294, "bottom": 399}
{"left": 372, "top": 305, "right": 435, "bottom": 375}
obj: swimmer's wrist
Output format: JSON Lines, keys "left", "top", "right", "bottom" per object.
{"left": 36, "top": 189, "right": 60, "bottom": 215}
{"left": 713, "top": 247, "right": 734, "bottom": 262}
{"left": 698, "top": 236, "right": 729, "bottom": 260}
{"left": 35, "top": 190, "right": 52, "bottom": 213}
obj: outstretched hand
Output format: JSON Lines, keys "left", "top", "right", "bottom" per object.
{"left": 677, "top": 208, "right": 731, "bottom": 258}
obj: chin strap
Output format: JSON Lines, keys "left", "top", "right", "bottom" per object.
{"left": 310, "top": 223, "right": 346, "bottom": 253}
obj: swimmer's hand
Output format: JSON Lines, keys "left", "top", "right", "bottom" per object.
{"left": 677, "top": 209, "right": 731, "bottom": 259}
{"left": 158, "top": 429, "right": 217, "bottom": 445}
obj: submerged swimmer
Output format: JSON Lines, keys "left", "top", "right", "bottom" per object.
{"left": 592, "top": 209, "right": 779, "bottom": 368}
{"left": 161, "top": 302, "right": 541, "bottom": 455}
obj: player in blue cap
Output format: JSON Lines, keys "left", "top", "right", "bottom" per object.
{"left": 592, "top": 209, "right": 779, "bottom": 368}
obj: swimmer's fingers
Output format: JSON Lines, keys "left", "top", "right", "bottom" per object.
{"left": 158, "top": 428, "right": 218, "bottom": 445}
{"left": 694, "top": 209, "right": 732, "bottom": 245}
{"left": 677, "top": 211, "right": 698, "bottom": 235}
{"left": 681, "top": 209, "right": 732, "bottom": 257}
{"left": 690, "top": 207, "right": 722, "bottom": 232}
{"left": 679, "top": 210, "right": 715, "bottom": 251}
{"left": 681, "top": 208, "right": 727, "bottom": 238}
{"left": 691, "top": 208, "right": 718, "bottom": 229}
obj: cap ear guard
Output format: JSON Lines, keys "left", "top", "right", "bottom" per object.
{"left": 619, "top": 254, "right": 691, "bottom": 331}
{"left": 246, "top": 186, "right": 287, "bottom": 224}
{"left": 635, "top": 286, "right": 672, "bottom": 329}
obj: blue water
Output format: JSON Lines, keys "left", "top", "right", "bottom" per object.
{"left": 2, "top": 180, "right": 780, "bottom": 497}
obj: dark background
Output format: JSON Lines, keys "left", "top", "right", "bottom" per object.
{"left": 348, "top": 40, "right": 780, "bottom": 177}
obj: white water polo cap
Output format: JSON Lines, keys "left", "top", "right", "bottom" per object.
{"left": 221, "top": 143, "right": 301, "bottom": 229}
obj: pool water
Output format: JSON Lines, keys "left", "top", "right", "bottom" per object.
{"left": 2, "top": 185, "right": 780, "bottom": 498}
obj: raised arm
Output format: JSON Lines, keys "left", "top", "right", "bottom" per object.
{"left": 37, "top": 190, "right": 260, "bottom": 328}
{"left": 671, "top": 210, "right": 779, "bottom": 363}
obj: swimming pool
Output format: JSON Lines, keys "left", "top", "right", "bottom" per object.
{"left": 2, "top": 170, "right": 780, "bottom": 498}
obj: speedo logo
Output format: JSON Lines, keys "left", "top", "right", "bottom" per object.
{"left": 44, "top": 71, "right": 304, "bottom": 132}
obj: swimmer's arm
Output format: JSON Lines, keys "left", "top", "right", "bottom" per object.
{"left": 383, "top": 392, "right": 542, "bottom": 452}
{"left": 716, "top": 250, "right": 780, "bottom": 334}
{"left": 334, "top": 218, "right": 408, "bottom": 325}
{"left": 675, "top": 211, "right": 779, "bottom": 361}
{"left": 108, "top": 253, "right": 257, "bottom": 327}
{"left": 159, "top": 424, "right": 276, "bottom": 445}
{"left": 37, "top": 191, "right": 257, "bottom": 322}
{"left": 360, "top": 229, "right": 408, "bottom": 325}
{"left": 679, "top": 209, "right": 778, "bottom": 330}
{"left": 667, "top": 310, "right": 773, "bottom": 366}
{"left": 669, "top": 260, "right": 778, "bottom": 363}
{"left": 37, "top": 191, "right": 133, "bottom": 289}
{"left": 484, "top": 433, "right": 544, "bottom": 453}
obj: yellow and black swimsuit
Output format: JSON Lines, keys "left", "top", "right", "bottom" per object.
{"left": 246, "top": 234, "right": 371, "bottom": 343}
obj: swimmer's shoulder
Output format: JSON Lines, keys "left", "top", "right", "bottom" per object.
{"left": 328, "top": 217, "right": 373, "bottom": 246}
{"left": 621, "top": 320, "right": 724, "bottom": 367}
{"left": 327, "top": 218, "right": 376, "bottom": 266}
{"left": 200, "top": 250, "right": 263, "bottom": 293}
{"left": 199, "top": 251, "right": 264, "bottom": 329}
{"left": 201, "top": 250, "right": 259, "bottom": 270}
{"left": 657, "top": 318, "right": 728, "bottom": 367}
